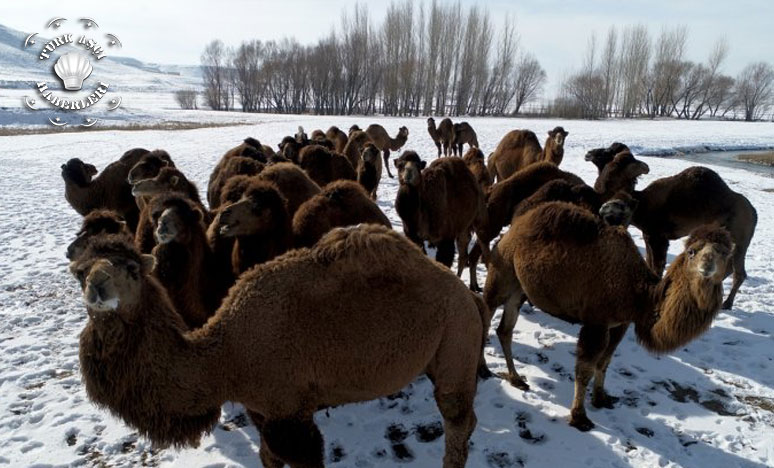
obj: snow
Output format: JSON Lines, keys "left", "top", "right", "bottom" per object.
{"left": 2, "top": 113, "right": 774, "bottom": 467}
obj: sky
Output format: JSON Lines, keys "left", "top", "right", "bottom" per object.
{"left": 2, "top": 0, "right": 773, "bottom": 97}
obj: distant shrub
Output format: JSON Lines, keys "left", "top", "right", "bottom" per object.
{"left": 175, "top": 89, "right": 198, "bottom": 110}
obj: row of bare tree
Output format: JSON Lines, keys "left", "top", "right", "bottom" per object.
{"left": 198, "top": 1, "right": 547, "bottom": 117}
{"left": 559, "top": 25, "right": 774, "bottom": 121}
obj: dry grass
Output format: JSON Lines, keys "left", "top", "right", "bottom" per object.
{"left": 0, "top": 121, "right": 253, "bottom": 137}
{"left": 737, "top": 151, "right": 774, "bottom": 167}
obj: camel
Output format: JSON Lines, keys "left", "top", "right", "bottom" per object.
{"left": 61, "top": 148, "right": 149, "bottom": 231}
{"left": 255, "top": 162, "right": 322, "bottom": 218}
{"left": 356, "top": 143, "right": 382, "bottom": 199}
{"left": 452, "top": 122, "right": 479, "bottom": 157}
{"left": 72, "top": 225, "right": 483, "bottom": 467}
{"left": 66, "top": 210, "right": 133, "bottom": 260}
{"left": 148, "top": 193, "right": 216, "bottom": 329}
{"left": 427, "top": 117, "right": 443, "bottom": 157}
{"left": 214, "top": 180, "right": 292, "bottom": 275}
{"left": 365, "top": 124, "right": 409, "bottom": 179}
{"left": 584, "top": 142, "right": 630, "bottom": 174}
{"left": 298, "top": 145, "right": 356, "bottom": 188}
{"left": 127, "top": 150, "right": 175, "bottom": 185}
{"left": 208, "top": 157, "right": 265, "bottom": 210}
{"left": 342, "top": 129, "right": 373, "bottom": 170}
{"left": 326, "top": 126, "right": 349, "bottom": 153}
{"left": 437, "top": 118, "right": 456, "bottom": 157}
{"left": 604, "top": 165, "right": 757, "bottom": 309}
{"left": 487, "top": 127, "right": 568, "bottom": 182}
{"left": 310, "top": 130, "right": 335, "bottom": 150}
{"left": 394, "top": 151, "right": 488, "bottom": 291}
{"left": 462, "top": 147, "right": 492, "bottom": 193}
{"left": 292, "top": 180, "right": 392, "bottom": 247}
{"left": 208, "top": 139, "right": 268, "bottom": 206}
{"left": 484, "top": 201, "right": 734, "bottom": 430}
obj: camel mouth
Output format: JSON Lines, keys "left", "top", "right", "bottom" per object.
{"left": 698, "top": 264, "right": 717, "bottom": 278}
{"left": 84, "top": 284, "right": 119, "bottom": 312}
{"left": 154, "top": 229, "right": 175, "bottom": 244}
{"left": 219, "top": 220, "right": 237, "bottom": 235}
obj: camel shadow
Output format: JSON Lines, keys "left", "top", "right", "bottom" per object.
{"left": 207, "top": 403, "right": 261, "bottom": 467}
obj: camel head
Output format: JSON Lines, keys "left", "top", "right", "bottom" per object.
{"left": 278, "top": 136, "right": 301, "bottom": 163}
{"left": 584, "top": 142, "right": 630, "bottom": 171}
{"left": 149, "top": 195, "right": 202, "bottom": 245}
{"left": 220, "top": 175, "right": 253, "bottom": 206}
{"left": 61, "top": 158, "right": 98, "bottom": 186}
{"left": 395, "top": 151, "right": 426, "bottom": 187}
{"left": 128, "top": 151, "right": 172, "bottom": 185}
{"left": 462, "top": 147, "right": 485, "bottom": 163}
{"left": 361, "top": 143, "right": 380, "bottom": 165}
{"left": 67, "top": 210, "right": 129, "bottom": 260}
{"left": 131, "top": 167, "right": 188, "bottom": 198}
{"left": 394, "top": 126, "right": 409, "bottom": 149}
{"left": 349, "top": 124, "right": 361, "bottom": 136}
{"left": 595, "top": 151, "right": 650, "bottom": 198}
{"left": 217, "top": 181, "right": 287, "bottom": 237}
{"left": 548, "top": 127, "right": 569, "bottom": 147}
{"left": 599, "top": 191, "right": 639, "bottom": 227}
{"left": 683, "top": 226, "right": 734, "bottom": 282}
{"left": 70, "top": 236, "right": 155, "bottom": 316}
{"left": 243, "top": 137, "right": 262, "bottom": 149}
{"left": 427, "top": 117, "right": 436, "bottom": 129}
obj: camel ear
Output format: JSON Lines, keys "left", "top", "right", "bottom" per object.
{"left": 420, "top": 161, "right": 427, "bottom": 170}
{"left": 61, "top": 163, "right": 66, "bottom": 170}
{"left": 140, "top": 254, "right": 156, "bottom": 274}
{"left": 170, "top": 175, "right": 179, "bottom": 187}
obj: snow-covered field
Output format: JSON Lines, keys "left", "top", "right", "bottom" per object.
{"left": 1, "top": 114, "right": 774, "bottom": 468}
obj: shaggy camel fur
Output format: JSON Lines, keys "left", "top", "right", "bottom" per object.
{"left": 255, "top": 162, "right": 322, "bottom": 218}
{"left": 127, "top": 150, "right": 175, "bottom": 185}
{"left": 72, "top": 225, "right": 483, "bottom": 467}
{"left": 593, "top": 151, "right": 651, "bottom": 201}
{"left": 61, "top": 148, "right": 149, "bottom": 231}
{"left": 278, "top": 136, "right": 303, "bottom": 164}
{"left": 356, "top": 143, "right": 382, "bottom": 199}
{"left": 342, "top": 129, "right": 373, "bottom": 170}
{"left": 452, "top": 122, "right": 479, "bottom": 157}
{"left": 484, "top": 201, "right": 733, "bottom": 430}
{"left": 462, "top": 147, "right": 492, "bottom": 193}
{"left": 292, "top": 180, "right": 392, "bottom": 248}
{"left": 298, "top": 144, "right": 356, "bottom": 188}
{"left": 66, "top": 210, "right": 133, "bottom": 260}
{"left": 487, "top": 127, "right": 568, "bottom": 182}
{"left": 606, "top": 165, "right": 757, "bottom": 309}
{"left": 208, "top": 157, "right": 265, "bottom": 210}
{"left": 214, "top": 180, "right": 292, "bottom": 275}
{"left": 148, "top": 194, "right": 216, "bottom": 329}
{"left": 365, "top": 124, "right": 409, "bottom": 179}
{"left": 207, "top": 139, "right": 268, "bottom": 206}
{"left": 394, "top": 152, "right": 487, "bottom": 291}
{"left": 585, "top": 142, "right": 630, "bottom": 173}
{"left": 326, "top": 126, "right": 349, "bottom": 153}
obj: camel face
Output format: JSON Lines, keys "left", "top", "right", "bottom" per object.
{"left": 599, "top": 198, "right": 636, "bottom": 227}
{"left": 218, "top": 185, "right": 281, "bottom": 238}
{"left": 61, "top": 158, "right": 97, "bottom": 186}
{"left": 686, "top": 236, "right": 733, "bottom": 281}
{"left": 131, "top": 170, "right": 184, "bottom": 197}
{"left": 361, "top": 144, "right": 380, "bottom": 164}
{"left": 154, "top": 208, "right": 185, "bottom": 245}
{"left": 71, "top": 257, "right": 144, "bottom": 314}
{"left": 128, "top": 156, "right": 169, "bottom": 185}
{"left": 396, "top": 160, "right": 423, "bottom": 186}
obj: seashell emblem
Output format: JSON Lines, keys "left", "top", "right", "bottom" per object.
{"left": 54, "top": 52, "right": 93, "bottom": 91}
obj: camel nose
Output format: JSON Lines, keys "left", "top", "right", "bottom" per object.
{"left": 698, "top": 259, "right": 716, "bottom": 277}
{"left": 66, "top": 243, "right": 76, "bottom": 260}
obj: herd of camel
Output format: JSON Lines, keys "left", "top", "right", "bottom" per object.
{"left": 61, "top": 120, "right": 757, "bottom": 467}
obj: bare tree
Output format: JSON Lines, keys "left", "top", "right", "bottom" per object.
{"left": 174, "top": 89, "right": 198, "bottom": 109}
{"left": 512, "top": 53, "right": 546, "bottom": 115}
{"left": 600, "top": 26, "right": 618, "bottom": 115}
{"left": 201, "top": 39, "right": 233, "bottom": 111}
{"left": 735, "top": 62, "right": 774, "bottom": 121}
{"left": 618, "top": 24, "right": 651, "bottom": 117}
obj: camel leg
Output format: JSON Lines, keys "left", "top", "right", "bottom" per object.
{"left": 496, "top": 294, "right": 530, "bottom": 390}
{"left": 247, "top": 411, "right": 285, "bottom": 468}
{"left": 570, "top": 325, "right": 609, "bottom": 431}
{"left": 644, "top": 233, "right": 669, "bottom": 276}
{"left": 591, "top": 324, "right": 628, "bottom": 409}
{"left": 383, "top": 149, "right": 394, "bottom": 178}
{"left": 435, "top": 142, "right": 442, "bottom": 158}
{"left": 722, "top": 246, "right": 748, "bottom": 310}
{"left": 261, "top": 416, "right": 324, "bottom": 468}
{"left": 436, "top": 238, "right": 456, "bottom": 268}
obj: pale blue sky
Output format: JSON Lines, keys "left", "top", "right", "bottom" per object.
{"left": 3, "top": 0, "right": 772, "bottom": 96}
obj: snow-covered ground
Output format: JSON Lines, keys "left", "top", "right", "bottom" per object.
{"left": 1, "top": 114, "right": 774, "bottom": 468}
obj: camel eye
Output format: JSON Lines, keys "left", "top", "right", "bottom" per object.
{"left": 687, "top": 248, "right": 696, "bottom": 258}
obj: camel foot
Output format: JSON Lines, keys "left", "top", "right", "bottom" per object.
{"left": 721, "top": 298, "right": 733, "bottom": 310}
{"left": 569, "top": 412, "right": 595, "bottom": 432}
{"left": 469, "top": 284, "right": 482, "bottom": 293}
{"left": 478, "top": 364, "right": 495, "bottom": 380}
{"left": 591, "top": 392, "right": 619, "bottom": 409}
{"left": 499, "top": 372, "right": 530, "bottom": 391}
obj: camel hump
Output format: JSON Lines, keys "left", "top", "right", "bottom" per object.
{"left": 521, "top": 201, "right": 601, "bottom": 244}
{"left": 311, "top": 224, "right": 420, "bottom": 266}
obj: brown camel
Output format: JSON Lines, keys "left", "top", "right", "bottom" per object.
{"left": 61, "top": 148, "right": 149, "bottom": 231}
{"left": 462, "top": 147, "right": 492, "bottom": 193}
{"left": 208, "top": 157, "right": 265, "bottom": 210}
{"left": 255, "top": 162, "right": 322, "bottom": 218}
{"left": 365, "top": 124, "right": 409, "bottom": 179}
{"left": 310, "top": 130, "right": 335, "bottom": 149}
{"left": 342, "top": 129, "right": 373, "bottom": 170}
{"left": 584, "top": 142, "right": 630, "bottom": 174}
{"left": 427, "top": 117, "right": 443, "bottom": 157}
{"left": 452, "top": 122, "right": 479, "bottom": 157}
{"left": 326, "top": 126, "right": 349, "bottom": 153}
{"left": 147, "top": 193, "right": 216, "bottom": 329}
{"left": 127, "top": 150, "right": 175, "bottom": 185}
{"left": 66, "top": 210, "right": 133, "bottom": 260}
{"left": 292, "top": 180, "right": 392, "bottom": 248}
{"left": 72, "top": 225, "right": 483, "bottom": 467}
{"left": 484, "top": 201, "right": 734, "bottom": 430}
{"left": 487, "top": 127, "right": 568, "bottom": 182}
{"left": 437, "top": 118, "right": 455, "bottom": 157}
{"left": 298, "top": 144, "right": 356, "bottom": 188}
{"left": 208, "top": 139, "right": 268, "bottom": 206}
{"left": 394, "top": 151, "right": 488, "bottom": 291}
{"left": 356, "top": 143, "right": 382, "bottom": 200}
{"left": 604, "top": 165, "right": 757, "bottom": 309}
{"left": 214, "top": 180, "right": 293, "bottom": 275}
